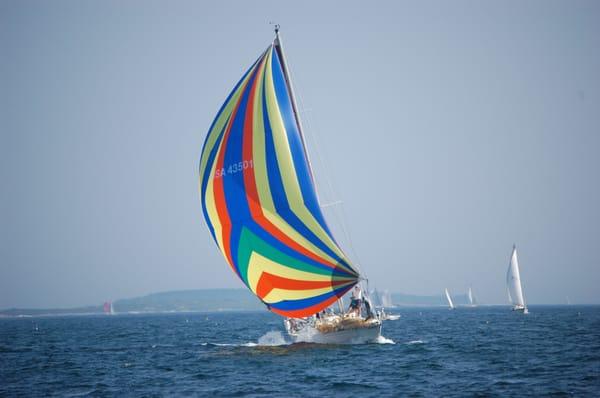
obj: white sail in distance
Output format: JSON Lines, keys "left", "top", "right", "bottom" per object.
{"left": 445, "top": 288, "right": 455, "bottom": 309}
{"left": 507, "top": 245, "right": 527, "bottom": 312}
{"left": 468, "top": 287, "right": 476, "bottom": 306}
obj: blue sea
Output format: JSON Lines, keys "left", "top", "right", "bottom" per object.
{"left": 1, "top": 306, "right": 599, "bottom": 396}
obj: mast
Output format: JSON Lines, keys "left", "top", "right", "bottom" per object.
{"left": 272, "top": 25, "right": 320, "bottom": 200}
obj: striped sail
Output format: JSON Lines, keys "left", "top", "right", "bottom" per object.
{"left": 199, "top": 38, "right": 359, "bottom": 318}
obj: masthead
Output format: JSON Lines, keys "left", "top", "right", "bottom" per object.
{"left": 269, "top": 22, "right": 280, "bottom": 35}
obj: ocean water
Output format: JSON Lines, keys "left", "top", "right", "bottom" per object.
{"left": 1, "top": 306, "right": 599, "bottom": 396}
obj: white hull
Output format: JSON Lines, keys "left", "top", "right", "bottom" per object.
{"left": 512, "top": 305, "right": 529, "bottom": 314}
{"left": 288, "top": 322, "right": 382, "bottom": 344}
{"left": 285, "top": 316, "right": 383, "bottom": 344}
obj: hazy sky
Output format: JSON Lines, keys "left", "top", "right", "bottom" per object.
{"left": 2, "top": 0, "right": 599, "bottom": 308}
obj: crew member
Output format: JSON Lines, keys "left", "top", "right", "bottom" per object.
{"left": 348, "top": 285, "right": 363, "bottom": 316}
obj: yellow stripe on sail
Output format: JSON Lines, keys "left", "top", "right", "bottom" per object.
{"left": 201, "top": 57, "right": 265, "bottom": 255}
{"left": 204, "top": 128, "right": 227, "bottom": 254}
{"left": 262, "top": 282, "right": 355, "bottom": 304}
{"left": 199, "top": 58, "right": 264, "bottom": 180}
{"left": 247, "top": 251, "right": 332, "bottom": 293}
{"left": 263, "top": 50, "right": 354, "bottom": 274}
{"left": 251, "top": 50, "right": 346, "bottom": 269}
{"left": 247, "top": 252, "right": 355, "bottom": 304}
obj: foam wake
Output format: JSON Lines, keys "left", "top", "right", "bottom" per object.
{"left": 201, "top": 331, "right": 290, "bottom": 348}
{"left": 256, "top": 330, "right": 289, "bottom": 346}
{"left": 406, "top": 340, "right": 425, "bottom": 345}
{"left": 202, "top": 330, "right": 393, "bottom": 346}
{"left": 374, "top": 335, "right": 395, "bottom": 344}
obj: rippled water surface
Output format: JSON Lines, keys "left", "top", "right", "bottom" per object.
{"left": 1, "top": 306, "right": 599, "bottom": 396}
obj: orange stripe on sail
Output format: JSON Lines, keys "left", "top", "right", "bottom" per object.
{"left": 269, "top": 294, "right": 348, "bottom": 319}
{"left": 213, "top": 79, "right": 253, "bottom": 275}
{"left": 255, "top": 272, "right": 352, "bottom": 299}
{"left": 241, "top": 56, "right": 342, "bottom": 274}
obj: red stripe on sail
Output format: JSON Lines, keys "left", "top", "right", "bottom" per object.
{"left": 241, "top": 50, "right": 345, "bottom": 274}
{"left": 214, "top": 76, "right": 256, "bottom": 277}
{"left": 268, "top": 286, "right": 355, "bottom": 318}
{"left": 255, "top": 272, "right": 352, "bottom": 299}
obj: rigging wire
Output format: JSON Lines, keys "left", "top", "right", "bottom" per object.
{"left": 283, "top": 46, "right": 366, "bottom": 281}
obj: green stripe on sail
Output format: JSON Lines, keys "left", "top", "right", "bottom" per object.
{"left": 236, "top": 227, "right": 338, "bottom": 286}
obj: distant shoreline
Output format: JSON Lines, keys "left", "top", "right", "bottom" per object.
{"left": 1, "top": 288, "right": 594, "bottom": 318}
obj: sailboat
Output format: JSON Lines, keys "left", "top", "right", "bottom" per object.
{"left": 507, "top": 245, "right": 528, "bottom": 313}
{"left": 467, "top": 287, "right": 477, "bottom": 307}
{"left": 445, "top": 288, "right": 455, "bottom": 310}
{"left": 103, "top": 301, "right": 115, "bottom": 315}
{"left": 198, "top": 26, "right": 382, "bottom": 344}
{"left": 381, "top": 290, "right": 394, "bottom": 308}
{"left": 371, "top": 289, "right": 400, "bottom": 320}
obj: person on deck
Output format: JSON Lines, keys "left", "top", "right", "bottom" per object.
{"left": 348, "top": 285, "right": 363, "bottom": 317}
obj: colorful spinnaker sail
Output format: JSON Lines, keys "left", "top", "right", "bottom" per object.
{"left": 199, "top": 33, "right": 359, "bottom": 318}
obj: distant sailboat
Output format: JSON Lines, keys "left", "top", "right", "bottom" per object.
{"left": 371, "top": 289, "right": 382, "bottom": 307}
{"left": 507, "top": 245, "right": 528, "bottom": 314}
{"left": 445, "top": 288, "right": 455, "bottom": 310}
{"left": 467, "top": 287, "right": 477, "bottom": 307}
{"left": 103, "top": 301, "right": 115, "bottom": 315}
{"left": 381, "top": 290, "right": 393, "bottom": 308}
{"left": 370, "top": 288, "right": 393, "bottom": 308}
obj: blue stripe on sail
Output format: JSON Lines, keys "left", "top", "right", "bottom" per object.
{"left": 269, "top": 284, "right": 356, "bottom": 311}
{"left": 262, "top": 55, "right": 351, "bottom": 271}
{"left": 199, "top": 48, "right": 269, "bottom": 246}
{"left": 247, "top": 224, "right": 356, "bottom": 277}
{"left": 219, "top": 60, "right": 351, "bottom": 283}
{"left": 216, "top": 58, "right": 354, "bottom": 280}
{"left": 221, "top": 63, "right": 264, "bottom": 279}
{"left": 199, "top": 48, "right": 267, "bottom": 174}
{"left": 270, "top": 50, "right": 337, "bottom": 244}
